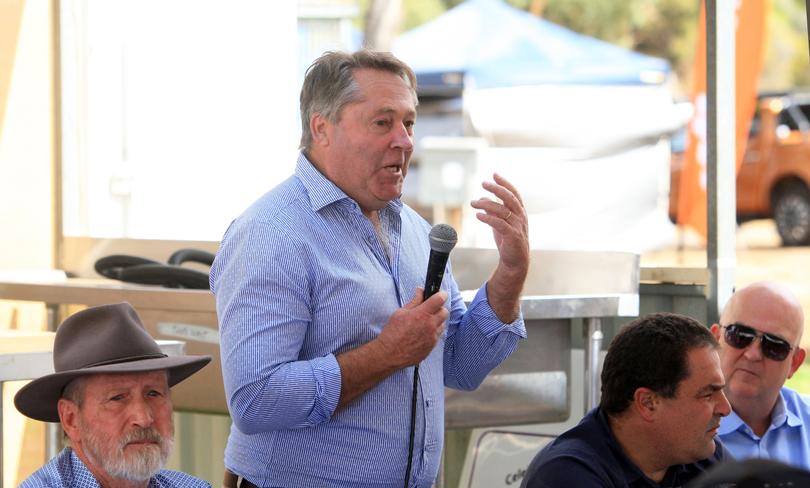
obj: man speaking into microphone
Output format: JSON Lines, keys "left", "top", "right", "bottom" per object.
{"left": 210, "top": 50, "right": 529, "bottom": 488}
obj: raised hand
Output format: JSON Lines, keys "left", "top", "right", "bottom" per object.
{"left": 470, "top": 173, "right": 529, "bottom": 323}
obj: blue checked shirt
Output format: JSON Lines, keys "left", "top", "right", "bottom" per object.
{"left": 718, "top": 386, "right": 810, "bottom": 470}
{"left": 210, "top": 153, "right": 526, "bottom": 488}
{"left": 19, "top": 448, "right": 211, "bottom": 487}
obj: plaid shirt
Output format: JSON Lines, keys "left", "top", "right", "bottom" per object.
{"left": 19, "top": 448, "right": 211, "bottom": 488}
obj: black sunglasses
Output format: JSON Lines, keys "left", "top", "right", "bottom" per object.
{"left": 720, "top": 323, "right": 795, "bottom": 362}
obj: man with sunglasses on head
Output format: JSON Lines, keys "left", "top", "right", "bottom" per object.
{"left": 712, "top": 281, "right": 810, "bottom": 469}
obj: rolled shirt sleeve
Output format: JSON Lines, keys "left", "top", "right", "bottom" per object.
{"left": 443, "top": 275, "right": 527, "bottom": 391}
{"left": 212, "top": 220, "right": 342, "bottom": 434}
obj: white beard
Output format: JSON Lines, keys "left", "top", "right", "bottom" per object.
{"left": 81, "top": 423, "right": 174, "bottom": 482}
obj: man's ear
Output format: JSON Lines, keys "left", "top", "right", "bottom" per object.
{"left": 309, "top": 113, "right": 330, "bottom": 147}
{"left": 632, "top": 387, "right": 659, "bottom": 422}
{"left": 788, "top": 347, "right": 806, "bottom": 379}
{"left": 57, "top": 398, "right": 80, "bottom": 443}
{"left": 710, "top": 323, "right": 722, "bottom": 341}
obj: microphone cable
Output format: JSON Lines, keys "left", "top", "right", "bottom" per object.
{"left": 403, "top": 365, "right": 419, "bottom": 488}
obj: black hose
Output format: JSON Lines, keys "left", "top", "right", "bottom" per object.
{"left": 94, "top": 250, "right": 212, "bottom": 289}
{"left": 168, "top": 248, "right": 216, "bottom": 266}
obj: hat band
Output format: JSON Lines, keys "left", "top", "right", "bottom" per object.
{"left": 83, "top": 353, "right": 168, "bottom": 368}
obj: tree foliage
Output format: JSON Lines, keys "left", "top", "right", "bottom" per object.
{"left": 763, "top": 0, "right": 810, "bottom": 91}
{"left": 538, "top": 0, "right": 697, "bottom": 93}
{"left": 362, "top": 0, "right": 810, "bottom": 92}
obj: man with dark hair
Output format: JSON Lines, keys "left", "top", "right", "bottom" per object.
{"left": 522, "top": 313, "right": 731, "bottom": 487}
{"left": 211, "top": 49, "right": 530, "bottom": 487}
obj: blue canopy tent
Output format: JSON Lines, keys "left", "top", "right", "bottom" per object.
{"left": 393, "top": 0, "right": 686, "bottom": 254}
{"left": 392, "top": 0, "right": 670, "bottom": 95}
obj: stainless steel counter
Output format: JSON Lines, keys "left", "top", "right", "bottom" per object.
{"left": 0, "top": 278, "right": 214, "bottom": 312}
{"left": 0, "top": 248, "right": 639, "bottom": 427}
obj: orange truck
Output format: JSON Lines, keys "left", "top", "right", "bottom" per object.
{"left": 670, "top": 92, "right": 810, "bottom": 246}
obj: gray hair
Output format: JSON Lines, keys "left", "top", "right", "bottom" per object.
{"left": 299, "top": 50, "right": 417, "bottom": 150}
{"left": 61, "top": 376, "right": 89, "bottom": 408}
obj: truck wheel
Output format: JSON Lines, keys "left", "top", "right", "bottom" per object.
{"left": 774, "top": 184, "right": 810, "bottom": 246}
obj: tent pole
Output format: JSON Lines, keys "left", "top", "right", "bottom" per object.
{"left": 706, "top": 0, "right": 736, "bottom": 325}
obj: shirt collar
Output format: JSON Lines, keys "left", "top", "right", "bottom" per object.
{"left": 295, "top": 152, "right": 351, "bottom": 212}
{"left": 295, "top": 152, "right": 404, "bottom": 216}
{"left": 775, "top": 388, "right": 802, "bottom": 428}
{"left": 718, "top": 408, "right": 746, "bottom": 435}
{"left": 720, "top": 389, "right": 802, "bottom": 436}
{"left": 67, "top": 448, "right": 103, "bottom": 487}
{"left": 596, "top": 408, "right": 649, "bottom": 484}
{"left": 597, "top": 408, "right": 693, "bottom": 486}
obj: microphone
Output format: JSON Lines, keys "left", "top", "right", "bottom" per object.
{"left": 423, "top": 224, "right": 458, "bottom": 299}
{"left": 405, "top": 223, "right": 458, "bottom": 488}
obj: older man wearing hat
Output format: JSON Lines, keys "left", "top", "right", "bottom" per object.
{"left": 14, "top": 302, "right": 212, "bottom": 488}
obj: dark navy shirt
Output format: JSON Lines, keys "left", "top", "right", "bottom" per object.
{"left": 521, "top": 408, "right": 728, "bottom": 488}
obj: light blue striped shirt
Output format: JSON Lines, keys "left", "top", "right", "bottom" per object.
{"left": 20, "top": 448, "right": 211, "bottom": 487}
{"left": 211, "top": 153, "right": 526, "bottom": 487}
{"left": 718, "top": 386, "right": 810, "bottom": 470}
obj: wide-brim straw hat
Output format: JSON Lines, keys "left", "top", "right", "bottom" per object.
{"left": 14, "top": 302, "right": 211, "bottom": 422}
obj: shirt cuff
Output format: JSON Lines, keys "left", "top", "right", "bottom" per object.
{"left": 307, "top": 353, "right": 342, "bottom": 425}
{"left": 468, "top": 284, "right": 527, "bottom": 339}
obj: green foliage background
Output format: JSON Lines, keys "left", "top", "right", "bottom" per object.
{"left": 786, "top": 362, "right": 810, "bottom": 394}
{"left": 360, "top": 0, "right": 810, "bottom": 96}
